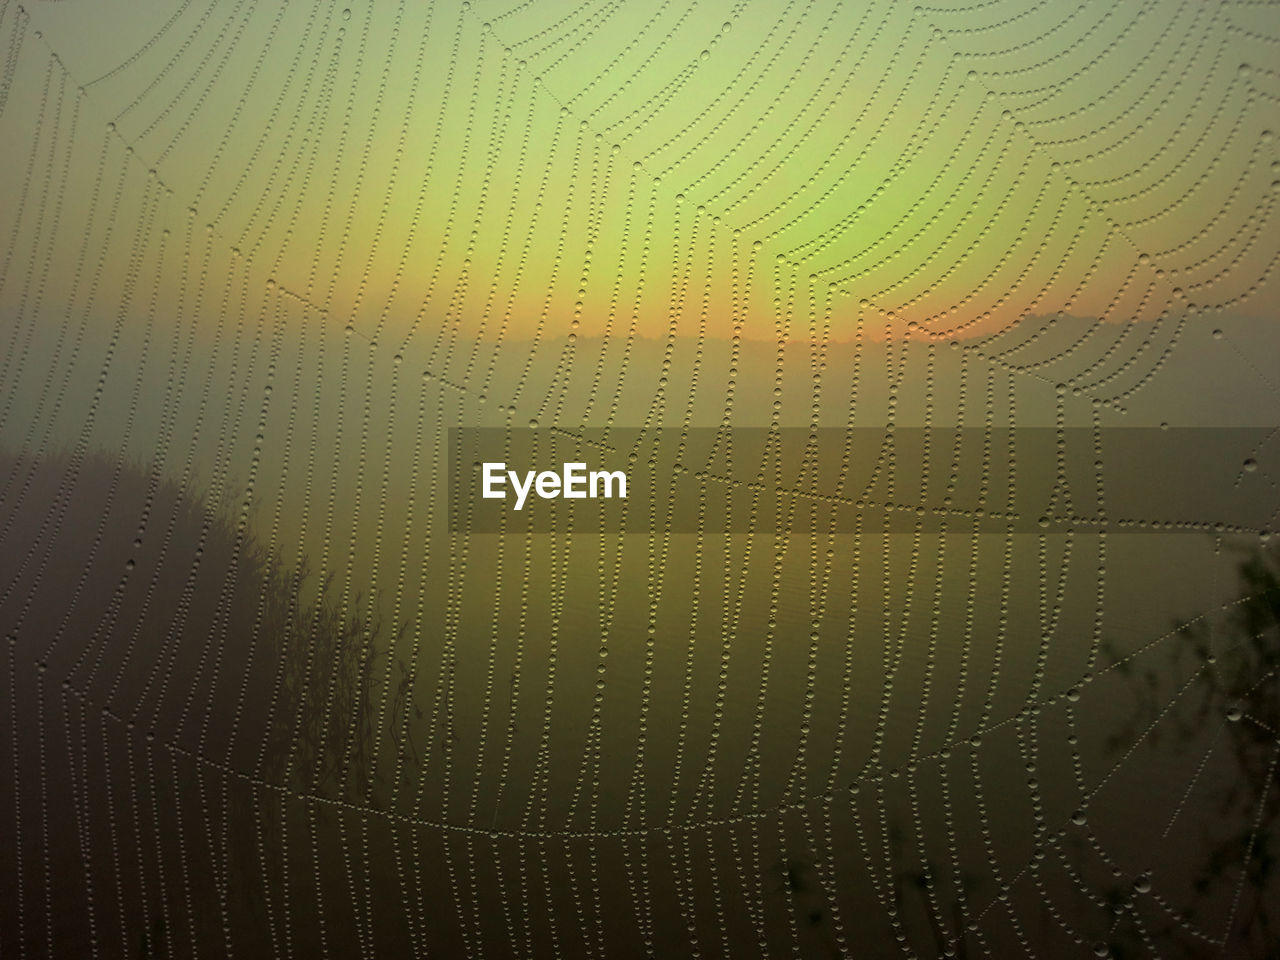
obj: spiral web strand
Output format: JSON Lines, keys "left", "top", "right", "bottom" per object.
{"left": 1, "top": 1, "right": 1279, "bottom": 957}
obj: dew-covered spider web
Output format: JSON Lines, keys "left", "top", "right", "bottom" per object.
{"left": 2, "top": 0, "right": 1280, "bottom": 957}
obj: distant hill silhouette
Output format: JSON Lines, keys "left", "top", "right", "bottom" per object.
{"left": 0, "top": 446, "right": 381, "bottom": 957}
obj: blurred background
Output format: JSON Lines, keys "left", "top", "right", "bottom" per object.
{"left": 1, "top": 0, "right": 1279, "bottom": 956}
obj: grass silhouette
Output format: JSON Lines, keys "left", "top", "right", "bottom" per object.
{"left": 1104, "top": 540, "right": 1280, "bottom": 958}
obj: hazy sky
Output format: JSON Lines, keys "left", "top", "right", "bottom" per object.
{"left": 3, "top": 0, "right": 1278, "bottom": 568}
{"left": 9, "top": 0, "right": 1277, "bottom": 353}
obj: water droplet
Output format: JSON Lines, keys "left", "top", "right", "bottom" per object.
{"left": 1070, "top": 809, "right": 1087, "bottom": 826}
{"left": 1226, "top": 701, "right": 1243, "bottom": 722}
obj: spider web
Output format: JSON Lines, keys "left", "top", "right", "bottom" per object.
{"left": 1, "top": 0, "right": 1279, "bottom": 957}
